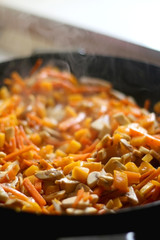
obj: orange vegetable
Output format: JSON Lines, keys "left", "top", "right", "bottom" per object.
{"left": 113, "top": 170, "right": 129, "bottom": 192}
{"left": 1, "top": 184, "right": 30, "bottom": 202}
{"left": 23, "top": 177, "right": 46, "bottom": 207}
{"left": 59, "top": 112, "right": 85, "bottom": 131}
{"left": 4, "top": 145, "right": 38, "bottom": 162}
{"left": 124, "top": 171, "right": 141, "bottom": 185}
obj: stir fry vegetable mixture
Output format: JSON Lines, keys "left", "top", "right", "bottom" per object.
{"left": 0, "top": 61, "right": 160, "bottom": 215}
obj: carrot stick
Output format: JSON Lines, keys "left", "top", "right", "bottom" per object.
{"left": 59, "top": 112, "right": 85, "bottom": 131}
{"left": 136, "top": 167, "right": 160, "bottom": 190}
{"left": 11, "top": 72, "right": 25, "bottom": 87}
{"left": 124, "top": 171, "right": 141, "bottom": 185}
{"left": 72, "top": 188, "right": 84, "bottom": 208}
{"left": 82, "top": 139, "right": 99, "bottom": 154}
{"left": 0, "top": 164, "right": 20, "bottom": 183}
{"left": 23, "top": 178, "right": 46, "bottom": 207}
{"left": 70, "top": 153, "right": 91, "bottom": 161}
{"left": 129, "top": 126, "right": 160, "bottom": 148}
{"left": 1, "top": 184, "right": 30, "bottom": 202}
{"left": 30, "top": 58, "right": 43, "bottom": 76}
{"left": 4, "top": 145, "right": 39, "bottom": 162}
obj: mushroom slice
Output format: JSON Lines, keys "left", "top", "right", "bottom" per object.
{"left": 55, "top": 177, "right": 79, "bottom": 193}
{"left": 113, "top": 112, "right": 130, "bottom": 125}
{"left": 125, "top": 186, "right": 139, "bottom": 205}
{"left": 35, "top": 168, "right": 64, "bottom": 181}
{"left": 104, "top": 157, "right": 126, "bottom": 174}
{"left": 97, "top": 173, "right": 113, "bottom": 190}
{"left": 91, "top": 115, "right": 110, "bottom": 132}
{"left": 62, "top": 196, "right": 90, "bottom": 209}
{"left": 66, "top": 206, "right": 97, "bottom": 215}
{"left": 0, "top": 185, "right": 8, "bottom": 202}
{"left": 44, "top": 190, "right": 66, "bottom": 203}
{"left": 87, "top": 171, "right": 100, "bottom": 188}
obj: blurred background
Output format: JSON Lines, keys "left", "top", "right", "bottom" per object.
{"left": 0, "top": 0, "right": 160, "bottom": 65}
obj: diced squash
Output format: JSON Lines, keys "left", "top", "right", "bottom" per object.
{"left": 74, "top": 128, "right": 90, "bottom": 141}
{"left": 142, "top": 153, "right": 153, "bottom": 163}
{"left": 30, "top": 133, "right": 42, "bottom": 146}
{"left": 22, "top": 202, "right": 42, "bottom": 213}
{"left": 24, "top": 165, "right": 39, "bottom": 177}
{"left": 72, "top": 166, "right": 89, "bottom": 183}
{"left": 0, "top": 133, "right": 5, "bottom": 148}
{"left": 66, "top": 140, "right": 81, "bottom": 154}
{"left": 82, "top": 162, "right": 102, "bottom": 172}
{"left": 139, "top": 161, "right": 155, "bottom": 174}
{"left": 124, "top": 171, "right": 141, "bottom": 185}
{"left": 63, "top": 161, "right": 81, "bottom": 175}
{"left": 113, "top": 170, "right": 129, "bottom": 192}
{"left": 125, "top": 162, "right": 139, "bottom": 173}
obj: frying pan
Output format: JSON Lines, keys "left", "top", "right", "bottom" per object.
{"left": 1, "top": 52, "right": 160, "bottom": 239}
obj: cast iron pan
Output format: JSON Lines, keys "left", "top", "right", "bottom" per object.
{"left": 1, "top": 52, "right": 160, "bottom": 239}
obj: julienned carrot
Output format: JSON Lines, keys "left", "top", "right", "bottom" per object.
{"left": 136, "top": 167, "right": 160, "bottom": 190}
{"left": 23, "top": 178, "right": 46, "bottom": 207}
{"left": 0, "top": 164, "right": 20, "bottom": 183}
{"left": 124, "top": 171, "right": 141, "bottom": 185}
{"left": 69, "top": 153, "right": 91, "bottom": 161}
{"left": 72, "top": 188, "right": 84, "bottom": 208}
{"left": 129, "top": 126, "right": 160, "bottom": 148}
{"left": 1, "top": 184, "right": 29, "bottom": 202}
{"left": 11, "top": 72, "right": 25, "bottom": 87}
{"left": 75, "top": 85, "right": 110, "bottom": 93}
{"left": 113, "top": 170, "right": 129, "bottom": 193}
{"left": 4, "top": 145, "right": 39, "bottom": 162}
{"left": 82, "top": 138, "right": 99, "bottom": 153}
{"left": 30, "top": 58, "right": 43, "bottom": 76}
{"left": 59, "top": 112, "right": 86, "bottom": 131}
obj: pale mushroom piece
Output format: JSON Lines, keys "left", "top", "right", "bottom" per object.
{"left": 110, "top": 89, "right": 126, "bottom": 100}
{"left": 0, "top": 151, "right": 6, "bottom": 158}
{"left": 97, "top": 148, "right": 107, "bottom": 162}
{"left": 113, "top": 112, "right": 130, "bottom": 125}
{"left": 52, "top": 198, "right": 62, "bottom": 213}
{"left": 91, "top": 115, "right": 110, "bottom": 132}
{"left": 0, "top": 185, "right": 8, "bottom": 202}
{"left": 79, "top": 76, "right": 111, "bottom": 87}
{"left": 75, "top": 183, "right": 92, "bottom": 193}
{"left": 97, "top": 173, "right": 113, "bottom": 190}
{"left": 35, "top": 168, "right": 64, "bottom": 181}
{"left": 139, "top": 146, "right": 150, "bottom": 154}
{"left": 125, "top": 186, "right": 139, "bottom": 205}
{"left": 43, "top": 190, "right": 66, "bottom": 202}
{"left": 61, "top": 196, "right": 91, "bottom": 209}
{"left": 150, "top": 149, "right": 160, "bottom": 161}
{"left": 66, "top": 207, "right": 97, "bottom": 215}
{"left": 120, "top": 138, "right": 133, "bottom": 152}
{"left": 5, "top": 127, "right": 15, "bottom": 142}
{"left": 55, "top": 177, "right": 79, "bottom": 193}
{"left": 87, "top": 171, "right": 100, "bottom": 188}
{"left": 62, "top": 194, "right": 98, "bottom": 209}
{"left": 104, "top": 157, "right": 126, "bottom": 174}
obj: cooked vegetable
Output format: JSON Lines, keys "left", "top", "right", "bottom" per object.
{"left": 0, "top": 59, "right": 160, "bottom": 215}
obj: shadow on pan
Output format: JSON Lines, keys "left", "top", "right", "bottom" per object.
{"left": 0, "top": 52, "right": 160, "bottom": 239}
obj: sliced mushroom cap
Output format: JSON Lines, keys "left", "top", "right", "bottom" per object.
{"left": 104, "top": 157, "right": 126, "bottom": 174}
{"left": 113, "top": 112, "right": 130, "bottom": 125}
{"left": 87, "top": 171, "right": 100, "bottom": 188}
{"left": 55, "top": 177, "right": 79, "bottom": 193}
{"left": 35, "top": 168, "right": 64, "bottom": 181}
{"left": 0, "top": 185, "right": 8, "bottom": 202}
{"left": 125, "top": 186, "right": 139, "bottom": 205}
